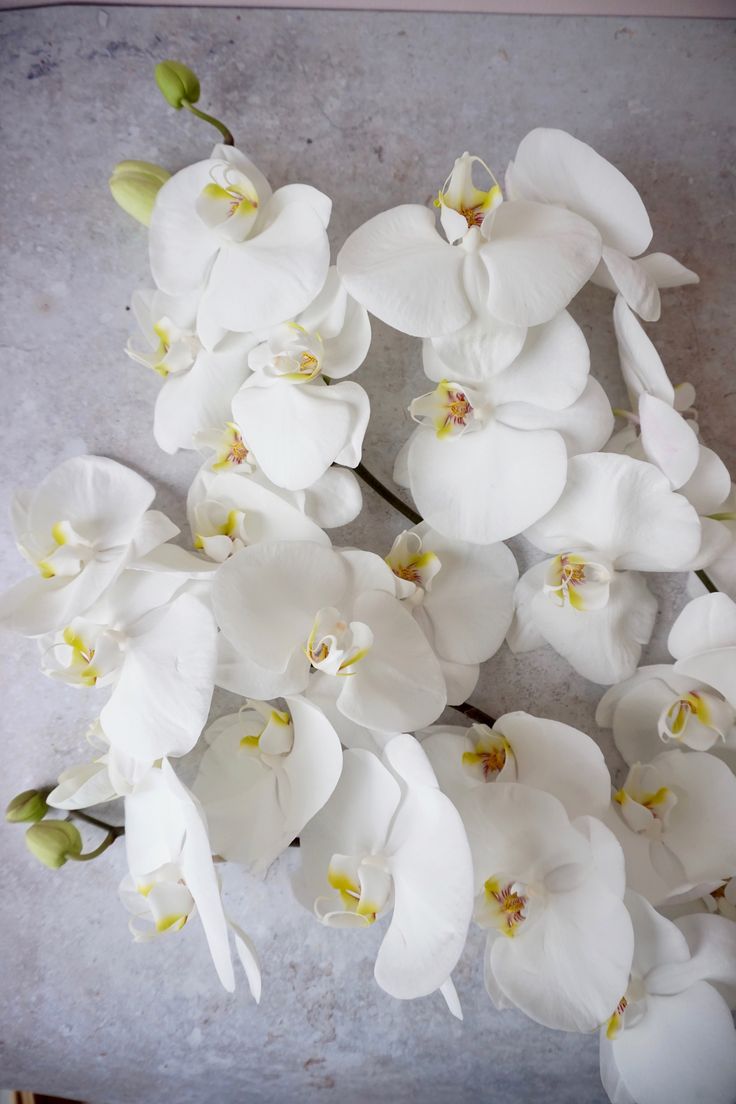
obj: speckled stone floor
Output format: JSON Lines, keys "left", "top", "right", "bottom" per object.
{"left": 0, "top": 7, "right": 734, "bottom": 1103}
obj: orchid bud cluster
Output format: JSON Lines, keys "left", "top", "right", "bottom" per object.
{"left": 2, "top": 65, "right": 735, "bottom": 1104}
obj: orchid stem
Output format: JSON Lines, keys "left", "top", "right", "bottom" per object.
{"left": 695, "top": 569, "right": 719, "bottom": 594}
{"left": 354, "top": 462, "right": 422, "bottom": 525}
{"left": 70, "top": 809, "right": 124, "bottom": 836}
{"left": 450, "top": 701, "right": 496, "bottom": 727}
{"left": 68, "top": 829, "right": 119, "bottom": 862}
{"left": 182, "top": 100, "right": 234, "bottom": 145}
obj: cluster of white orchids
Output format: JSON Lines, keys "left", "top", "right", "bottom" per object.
{"left": 3, "top": 63, "right": 736, "bottom": 1104}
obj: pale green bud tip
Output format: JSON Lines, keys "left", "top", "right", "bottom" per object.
{"left": 155, "top": 60, "right": 200, "bottom": 109}
{"left": 109, "top": 161, "right": 171, "bottom": 227}
{"left": 25, "top": 820, "right": 83, "bottom": 869}
{"left": 6, "top": 789, "right": 49, "bottom": 824}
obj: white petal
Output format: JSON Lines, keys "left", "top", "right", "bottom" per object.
{"left": 337, "top": 205, "right": 472, "bottom": 338}
{"left": 233, "top": 380, "right": 370, "bottom": 490}
{"left": 668, "top": 593, "right": 736, "bottom": 659}
{"left": 655, "top": 749, "right": 736, "bottom": 884}
{"left": 154, "top": 345, "right": 253, "bottom": 455}
{"left": 480, "top": 199, "right": 601, "bottom": 327}
{"left": 148, "top": 160, "right": 220, "bottom": 295}
{"left": 47, "top": 761, "right": 118, "bottom": 809}
{"left": 506, "top": 562, "right": 548, "bottom": 654}
{"left": 188, "top": 470, "right": 330, "bottom": 549}
{"left": 205, "top": 200, "right": 330, "bottom": 331}
{"left": 638, "top": 252, "right": 699, "bottom": 289}
{"left": 337, "top": 590, "right": 447, "bottom": 733}
{"left": 229, "top": 920, "right": 262, "bottom": 1003}
{"left": 509, "top": 128, "right": 653, "bottom": 256}
{"left": 525, "top": 453, "right": 702, "bottom": 571}
{"left": 680, "top": 447, "right": 732, "bottom": 516}
{"left": 480, "top": 311, "right": 589, "bottom": 409}
{"left": 408, "top": 420, "right": 567, "bottom": 544}
{"left": 675, "top": 647, "right": 736, "bottom": 707}
{"left": 530, "top": 568, "right": 658, "bottom": 685}
{"left": 302, "top": 467, "right": 363, "bottom": 529}
{"left": 102, "top": 594, "right": 217, "bottom": 760}
{"left": 638, "top": 394, "right": 700, "bottom": 489}
{"left": 613, "top": 296, "right": 674, "bottom": 404}
{"left": 603, "top": 982, "right": 736, "bottom": 1104}
{"left": 599, "top": 246, "right": 660, "bottom": 321}
{"left": 429, "top": 314, "right": 527, "bottom": 381}
{"left": 498, "top": 378, "right": 613, "bottom": 456}
{"left": 648, "top": 913, "right": 736, "bottom": 1006}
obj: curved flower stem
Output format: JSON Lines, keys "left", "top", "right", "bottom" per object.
{"left": 450, "top": 701, "right": 496, "bottom": 727}
{"left": 182, "top": 100, "right": 234, "bottom": 146}
{"left": 354, "top": 462, "right": 422, "bottom": 525}
{"left": 71, "top": 809, "right": 125, "bottom": 836}
{"left": 68, "top": 829, "right": 120, "bottom": 862}
{"left": 695, "top": 569, "right": 718, "bottom": 594}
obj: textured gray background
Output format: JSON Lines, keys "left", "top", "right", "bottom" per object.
{"left": 0, "top": 7, "right": 734, "bottom": 1103}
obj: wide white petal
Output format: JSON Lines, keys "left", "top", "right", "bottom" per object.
{"left": 154, "top": 345, "right": 253, "bottom": 454}
{"left": 668, "top": 593, "right": 736, "bottom": 659}
{"left": 148, "top": 160, "right": 220, "bottom": 295}
{"left": 648, "top": 913, "right": 736, "bottom": 1006}
{"left": 603, "top": 982, "right": 736, "bottom": 1104}
{"left": 480, "top": 199, "right": 601, "bottom": 327}
{"left": 638, "top": 394, "right": 700, "bottom": 489}
{"left": 429, "top": 314, "right": 527, "bottom": 381}
{"left": 479, "top": 311, "right": 589, "bottom": 410}
{"left": 206, "top": 200, "right": 330, "bottom": 332}
{"left": 408, "top": 420, "right": 567, "bottom": 545}
{"left": 509, "top": 128, "right": 653, "bottom": 256}
{"left": 613, "top": 295, "right": 674, "bottom": 404}
{"left": 525, "top": 453, "right": 702, "bottom": 571}
{"left": 530, "top": 568, "right": 658, "bottom": 685}
{"left": 675, "top": 647, "right": 736, "bottom": 707}
{"left": 680, "top": 446, "right": 732, "bottom": 516}
{"left": 302, "top": 467, "right": 363, "bottom": 529}
{"left": 498, "top": 378, "right": 613, "bottom": 456}
{"left": 337, "top": 205, "right": 471, "bottom": 338}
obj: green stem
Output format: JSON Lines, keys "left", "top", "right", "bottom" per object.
{"left": 71, "top": 809, "right": 124, "bottom": 836}
{"left": 182, "top": 100, "right": 234, "bottom": 145}
{"left": 695, "top": 569, "right": 719, "bottom": 594}
{"left": 68, "top": 829, "right": 119, "bottom": 862}
{"left": 354, "top": 462, "right": 422, "bottom": 525}
{"left": 451, "top": 700, "right": 496, "bottom": 727}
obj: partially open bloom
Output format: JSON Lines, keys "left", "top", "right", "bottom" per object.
{"left": 420, "top": 711, "right": 611, "bottom": 819}
{"left": 213, "top": 542, "right": 447, "bottom": 733}
{"left": 385, "top": 522, "right": 518, "bottom": 702}
{"left": 39, "top": 569, "right": 218, "bottom": 763}
{"left": 122, "top": 759, "right": 260, "bottom": 998}
{"left": 596, "top": 593, "right": 736, "bottom": 767}
{"left": 605, "top": 749, "right": 736, "bottom": 905}
{"left": 295, "top": 735, "right": 473, "bottom": 1009}
{"left": 599, "top": 892, "right": 736, "bottom": 1104}
{"left": 506, "top": 128, "right": 698, "bottom": 321}
{"left": 461, "top": 781, "right": 633, "bottom": 1032}
{"left": 126, "top": 287, "right": 254, "bottom": 454}
{"left": 149, "top": 144, "right": 331, "bottom": 335}
{"left": 232, "top": 269, "right": 372, "bottom": 490}
{"left": 194, "top": 696, "right": 343, "bottom": 874}
{"left": 337, "top": 150, "right": 601, "bottom": 338}
{"left": 508, "top": 453, "right": 702, "bottom": 683}
{"left": 396, "top": 312, "right": 612, "bottom": 543}
{"left": 0, "top": 455, "right": 176, "bottom": 636}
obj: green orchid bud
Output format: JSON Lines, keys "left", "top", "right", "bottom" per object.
{"left": 6, "top": 788, "right": 49, "bottom": 824}
{"left": 155, "top": 60, "right": 201, "bottom": 109}
{"left": 25, "top": 820, "right": 83, "bottom": 869}
{"left": 109, "top": 160, "right": 171, "bottom": 227}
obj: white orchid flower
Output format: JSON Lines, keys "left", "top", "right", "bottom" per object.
{"left": 597, "top": 593, "right": 736, "bottom": 767}
{"left": 508, "top": 453, "right": 703, "bottom": 684}
{"left": 599, "top": 892, "right": 736, "bottom": 1104}
{"left": 609, "top": 296, "right": 733, "bottom": 572}
{"left": 0, "top": 455, "right": 177, "bottom": 637}
{"left": 186, "top": 468, "right": 330, "bottom": 564}
{"left": 47, "top": 720, "right": 150, "bottom": 809}
{"left": 149, "top": 144, "right": 331, "bottom": 335}
{"left": 460, "top": 781, "right": 633, "bottom": 1032}
{"left": 123, "top": 758, "right": 260, "bottom": 999}
{"left": 39, "top": 569, "right": 217, "bottom": 764}
{"left": 192, "top": 418, "right": 364, "bottom": 530}
{"left": 126, "top": 287, "right": 254, "bottom": 454}
{"left": 419, "top": 711, "right": 611, "bottom": 820}
{"left": 395, "top": 312, "right": 613, "bottom": 544}
{"left": 193, "top": 696, "right": 343, "bottom": 874}
{"left": 604, "top": 749, "right": 736, "bottom": 906}
{"left": 231, "top": 270, "right": 371, "bottom": 490}
{"left": 337, "top": 151, "right": 601, "bottom": 339}
{"left": 384, "top": 522, "right": 517, "bottom": 702}
{"left": 506, "top": 128, "right": 698, "bottom": 322}
{"left": 295, "top": 734, "right": 473, "bottom": 1010}
{"left": 213, "top": 542, "right": 446, "bottom": 732}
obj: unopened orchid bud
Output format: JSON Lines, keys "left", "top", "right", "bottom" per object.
{"left": 5, "top": 788, "right": 49, "bottom": 824}
{"left": 109, "top": 160, "right": 171, "bottom": 227}
{"left": 155, "top": 60, "right": 200, "bottom": 109}
{"left": 25, "top": 820, "right": 82, "bottom": 869}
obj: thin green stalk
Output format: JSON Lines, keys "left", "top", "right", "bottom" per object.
{"left": 68, "top": 829, "right": 119, "bottom": 862}
{"left": 182, "top": 100, "right": 234, "bottom": 145}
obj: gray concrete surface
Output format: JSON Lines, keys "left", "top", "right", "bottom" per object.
{"left": 0, "top": 6, "right": 734, "bottom": 1103}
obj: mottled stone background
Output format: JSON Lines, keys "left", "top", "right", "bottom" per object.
{"left": 0, "top": 7, "right": 733, "bottom": 1102}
